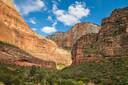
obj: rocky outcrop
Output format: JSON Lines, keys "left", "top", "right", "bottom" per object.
{"left": 72, "top": 7, "right": 128, "bottom": 65}
{"left": 1, "top": 0, "right": 14, "bottom": 9}
{"left": 0, "top": 0, "right": 72, "bottom": 67}
{"left": 49, "top": 23, "right": 100, "bottom": 49}
{"left": 49, "top": 32, "right": 65, "bottom": 48}
{"left": 0, "top": 41, "right": 56, "bottom": 69}
{"left": 72, "top": 33, "right": 98, "bottom": 64}
{"left": 98, "top": 7, "right": 128, "bottom": 57}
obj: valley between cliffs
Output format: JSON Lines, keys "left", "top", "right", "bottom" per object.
{"left": 0, "top": 0, "right": 128, "bottom": 85}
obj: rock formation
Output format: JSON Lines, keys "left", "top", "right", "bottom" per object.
{"left": 98, "top": 7, "right": 128, "bottom": 57}
{"left": 72, "top": 7, "right": 128, "bottom": 65}
{"left": 0, "top": 41, "right": 56, "bottom": 69}
{"left": 0, "top": 0, "right": 72, "bottom": 67}
{"left": 72, "top": 33, "right": 99, "bottom": 64}
{"left": 1, "top": 0, "right": 14, "bottom": 8}
{"left": 49, "top": 23, "right": 100, "bottom": 49}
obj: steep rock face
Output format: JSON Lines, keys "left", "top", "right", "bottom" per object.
{"left": 0, "top": 41, "right": 56, "bottom": 68}
{"left": 98, "top": 7, "right": 128, "bottom": 57}
{"left": 72, "top": 7, "right": 128, "bottom": 65}
{"left": 49, "top": 32, "right": 65, "bottom": 48}
{"left": 49, "top": 23, "right": 100, "bottom": 49}
{"left": 0, "top": 0, "right": 72, "bottom": 67}
{"left": 72, "top": 33, "right": 98, "bottom": 64}
{"left": 1, "top": 0, "right": 14, "bottom": 8}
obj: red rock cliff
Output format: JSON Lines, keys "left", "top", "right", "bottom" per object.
{"left": 49, "top": 23, "right": 100, "bottom": 49}
{"left": 98, "top": 7, "right": 128, "bottom": 57}
{"left": 0, "top": 0, "right": 72, "bottom": 67}
{"left": 72, "top": 7, "right": 128, "bottom": 65}
{"left": 72, "top": 33, "right": 98, "bottom": 64}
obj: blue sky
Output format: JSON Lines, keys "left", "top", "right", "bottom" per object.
{"left": 13, "top": 0, "right": 128, "bottom": 36}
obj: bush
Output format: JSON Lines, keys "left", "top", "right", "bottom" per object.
{"left": 0, "top": 57, "right": 128, "bottom": 85}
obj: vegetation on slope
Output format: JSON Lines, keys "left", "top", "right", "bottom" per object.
{"left": 0, "top": 57, "right": 128, "bottom": 85}
{"left": 60, "top": 57, "right": 128, "bottom": 85}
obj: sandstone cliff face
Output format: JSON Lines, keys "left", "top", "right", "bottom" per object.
{"left": 49, "top": 23, "right": 100, "bottom": 49}
{"left": 1, "top": 0, "right": 14, "bottom": 8}
{"left": 0, "top": 41, "right": 56, "bottom": 68}
{"left": 0, "top": 0, "right": 72, "bottom": 67}
{"left": 72, "top": 33, "right": 98, "bottom": 64}
{"left": 98, "top": 7, "right": 128, "bottom": 57}
{"left": 72, "top": 7, "right": 128, "bottom": 65}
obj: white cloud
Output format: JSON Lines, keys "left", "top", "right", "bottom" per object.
{"left": 52, "top": 0, "right": 59, "bottom": 5}
{"left": 52, "top": 5, "right": 79, "bottom": 26}
{"left": 52, "top": 21, "right": 57, "bottom": 27}
{"left": 41, "top": 21, "right": 57, "bottom": 34}
{"left": 32, "top": 28, "right": 37, "bottom": 31}
{"left": 56, "top": 12, "right": 80, "bottom": 25}
{"left": 47, "top": 16, "right": 53, "bottom": 22}
{"left": 15, "top": 0, "right": 45, "bottom": 15}
{"left": 47, "top": 16, "right": 57, "bottom": 27}
{"left": 30, "top": 19, "right": 36, "bottom": 24}
{"left": 52, "top": 2, "right": 90, "bottom": 26}
{"left": 69, "top": 2, "right": 90, "bottom": 18}
{"left": 41, "top": 26, "right": 57, "bottom": 34}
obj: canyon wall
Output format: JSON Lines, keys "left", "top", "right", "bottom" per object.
{"left": 72, "top": 7, "right": 128, "bottom": 65}
{"left": 98, "top": 7, "right": 128, "bottom": 57}
{"left": 0, "top": 0, "right": 72, "bottom": 67}
{"left": 72, "top": 33, "right": 98, "bottom": 64}
{"left": 49, "top": 23, "right": 100, "bottom": 49}
{"left": 0, "top": 41, "right": 56, "bottom": 69}
{"left": 1, "top": 0, "right": 14, "bottom": 8}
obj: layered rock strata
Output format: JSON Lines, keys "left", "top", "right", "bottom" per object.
{"left": 0, "top": 0, "right": 72, "bottom": 67}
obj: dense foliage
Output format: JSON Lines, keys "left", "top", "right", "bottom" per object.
{"left": 60, "top": 57, "right": 128, "bottom": 85}
{"left": 0, "top": 57, "right": 128, "bottom": 85}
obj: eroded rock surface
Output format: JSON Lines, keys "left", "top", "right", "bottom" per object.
{"left": 72, "top": 33, "right": 98, "bottom": 64}
{"left": 72, "top": 7, "right": 128, "bottom": 65}
{"left": 0, "top": 41, "right": 56, "bottom": 68}
{"left": 98, "top": 7, "right": 128, "bottom": 57}
{"left": 49, "top": 23, "right": 100, "bottom": 49}
{"left": 0, "top": 0, "right": 72, "bottom": 67}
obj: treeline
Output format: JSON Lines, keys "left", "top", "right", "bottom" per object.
{"left": 0, "top": 64, "right": 84, "bottom": 85}
{"left": 0, "top": 57, "right": 128, "bottom": 85}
